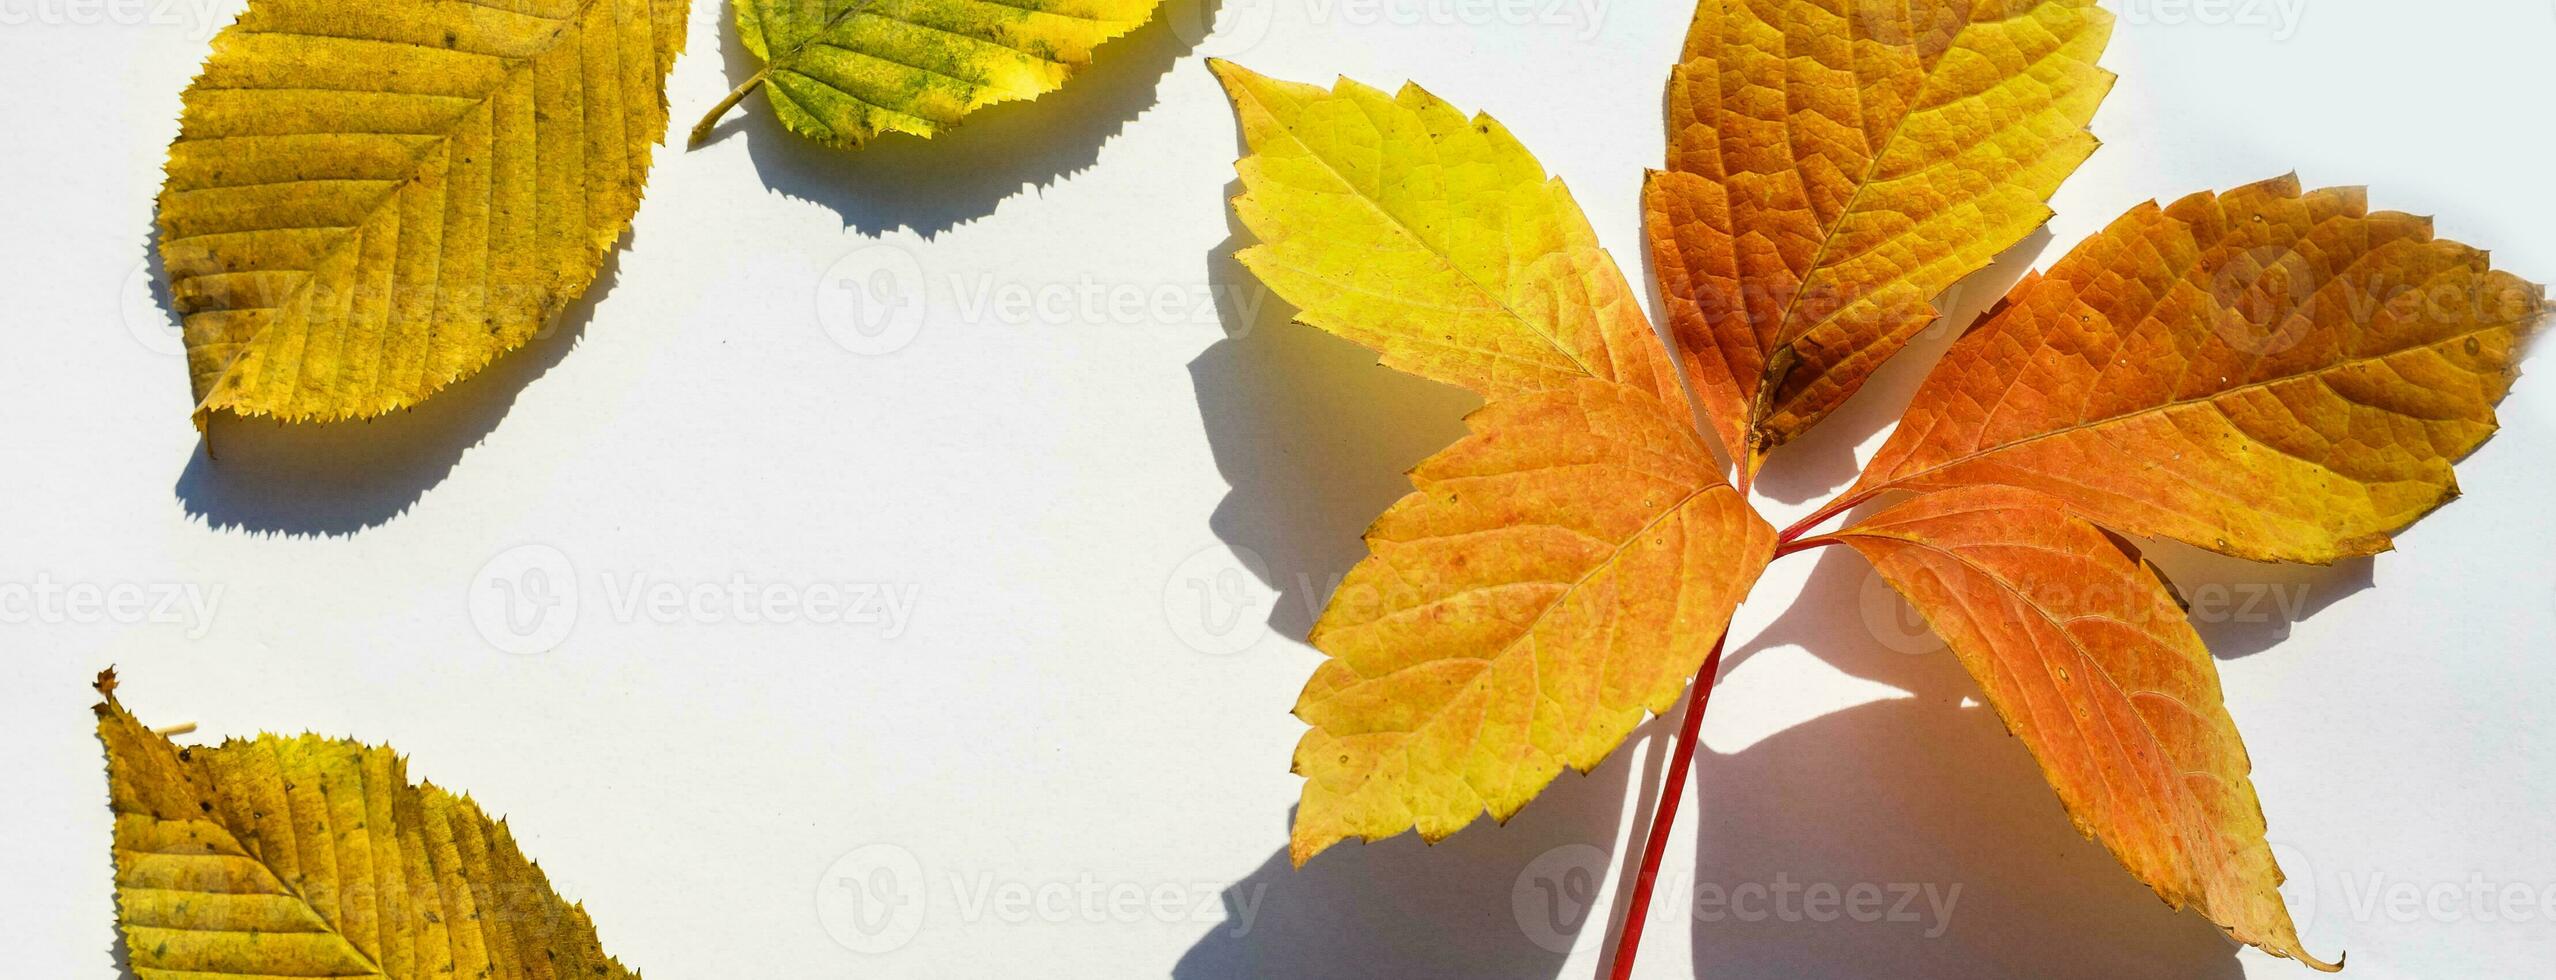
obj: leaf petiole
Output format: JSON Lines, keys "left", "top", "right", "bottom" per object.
{"left": 1770, "top": 534, "right": 1842, "bottom": 562}
{"left": 689, "top": 69, "right": 770, "bottom": 148}
{"left": 1777, "top": 490, "right": 1875, "bottom": 545}
{"left": 1603, "top": 633, "right": 1728, "bottom": 980}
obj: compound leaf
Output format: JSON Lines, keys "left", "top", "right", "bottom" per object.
{"left": 1290, "top": 379, "right": 1775, "bottom": 864}
{"left": 95, "top": 671, "right": 632, "bottom": 978}
{"left": 1214, "top": 60, "right": 1685, "bottom": 410}
{"left": 1848, "top": 176, "right": 2547, "bottom": 562}
{"left": 1644, "top": 0, "right": 2113, "bottom": 478}
{"left": 160, "top": 0, "right": 691, "bottom": 427}
{"left": 713, "top": 0, "right": 1165, "bottom": 147}
{"left": 1828, "top": 487, "right": 2337, "bottom": 971}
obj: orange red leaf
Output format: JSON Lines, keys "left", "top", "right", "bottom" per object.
{"left": 1644, "top": 0, "right": 2114, "bottom": 478}
{"left": 1827, "top": 486, "right": 2337, "bottom": 971}
{"left": 1848, "top": 176, "right": 2547, "bottom": 562}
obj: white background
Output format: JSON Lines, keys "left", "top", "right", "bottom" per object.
{"left": 4, "top": 0, "right": 2552, "bottom": 977}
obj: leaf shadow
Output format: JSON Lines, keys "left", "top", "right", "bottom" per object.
{"left": 1679, "top": 674, "right": 2252, "bottom": 978}
{"left": 1167, "top": 628, "right": 2255, "bottom": 980}
{"left": 1749, "top": 228, "right": 2055, "bottom": 507}
{"left": 2141, "top": 541, "right": 2375, "bottom": 661}
{"left": 1190, "top": 179, "right": 1480, "bottom": 639}
{"left": 696, "top": 0, "right": 1216, "bottom": 239}
{"left": 165, "top": 232, "right": 618, "bottom": 537}
{"left": 1675, "top": 532, "right": 2368, "bottom": 975}
{"left": 1682, "top": 550, "right": 2255, "bottom": 978}
{"left": 1172, "top": 715, "right": 1667, "bottom": 979}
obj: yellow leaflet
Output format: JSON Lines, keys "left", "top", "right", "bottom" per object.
{"left": 160, "top": 0, "right": 689, "bottom": 426}
{"left": 1214, "top": 60, "right": 1683, "bottom": 411}
{"left": 96, "top": 671, "right": 633, "bottom": 978}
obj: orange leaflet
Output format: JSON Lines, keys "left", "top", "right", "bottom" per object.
{"left": 1291, "top": 379, "right": 1775, "bottom": 864}
{"left": 1644, "top": 0, "right": 2113, "bottom": 481}
{"left": 1840, "top": 176, "right": 2546, "bottom": 562}
{"left": 1825, "top": 486, "right": 2338, "bottom": 971}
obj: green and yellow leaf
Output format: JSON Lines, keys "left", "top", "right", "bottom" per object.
{"left": 96, "top": 671, "right": 633, "bottom": 978}
{"left": 1644, "top": 0, "right": 2113, "bottom": 478}
{"left": 1213, "top": 60, "right": 1684, "bottom": 411}
{"left": 1292, "top": 379, "right": 1775, "bottom": 864}
{"left": 160, "top": 0, "right": 691, "bottom": 427}
{"left": 710, "top": 0, "right": 1165, "bottom": 147}
{"left": 1848, "top": 176, "right": 2548, "bottom": 562}
{"left": 1827, "top": 487, "right": 2337, "bottom": 970}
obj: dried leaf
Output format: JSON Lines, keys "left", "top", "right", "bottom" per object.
{"left": 1644, "top": 0, "right": 2113, "bottom": 476}
{"left": 1289, "top": 379, "right": 1775, "bottom": 864}
{"left": 160, "top": 0, "right": 691, "bottom": 427}
{"left": 712, "top": 0, "right": 1165, "bottom": 147}
{"left": 1827, "top": 487, "right": 2337, "bottom": 970}
{"left": 95, "top": 671, "right": 632, "bottom": 978}
{"left": 1849, "top": 176, "right": 2547, "bottom": 562}
{"left": 1213, "top": 60, "right": 1683, "bottom": 410}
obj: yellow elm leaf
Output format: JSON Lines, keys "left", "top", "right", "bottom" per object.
{"left": 160, "top": 0, "right": 690, "bottom": 427}
{"left": 699, "top": 0, "right": 1166, "bottom": 147}
{"left": 1212, "top": 60, "right": 1684, "bottom": 410}
{"left": 1847, "top": 176, "right": 2548, "bottom": 563}
{"left": 1644, "top": 0, "right": 2113, "bottom": 477}
{"left": 1826, "top": 486, "right": 2337, "bottom": 971}
{"left": 94, "top": 671, "right": 633, "bottom": 978}
{"left": 1291, "top": 379, "right": 1776, "bottom": 864}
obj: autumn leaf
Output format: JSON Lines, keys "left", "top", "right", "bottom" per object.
{"left": 95, "top": 671, "right": 633, "bottom": 978}
{"left": 1821, "top": 487, "right": 2338, "bottom": 971}
{"left": 160, "top": 0, "right": 690, "bottom": 428}
{"left": 694, "top": 0, "right": 1166, "bottom": 147}
{"left": 1211, "top": 60, "right": 1684, "bottom": 411}
{"left": 1841, "top": 176, "right": 2548, "bottom": 563}
{"left": 1216, "top": 4, "right": 2545, "bottom": 974}
{"left": 1643, "top": 0, "right": 2114, "bottom": 480}
{"left": 1210, "top": 63, "right": 1775, "bottom": 862}
{"left": 1286, "top": 379, "right": 1775, "bottom": 863}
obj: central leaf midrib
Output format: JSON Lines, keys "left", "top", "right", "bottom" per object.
{"left": 1879, "top": 321, "right": 2512, "bottom": 492}
{"left": 762, "top": 0, "right": 1131, "bottom": 86}
{"left": 185, "top": 0, "right": 615, "bottom": 406}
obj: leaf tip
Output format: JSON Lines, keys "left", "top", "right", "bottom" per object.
{"left": 2291, "top": 946, "right": 2346, "bottom": 973}
{"left": 1286, "top": 831, "right": 1333, "bottom": 868}
{"left": 1203, "top": 56, "right": 1256, "bottom": 91}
